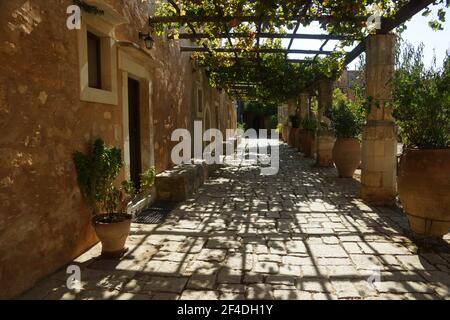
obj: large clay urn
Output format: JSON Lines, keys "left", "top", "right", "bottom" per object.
{"left": 289, "top": 128, "right": 300, "bottom": 148}
{"left": 300, "top": 129, "right": 315, "bottom": 158}
{"left": 332, "top": 138, "right": 361, "bottom": 178}
{"left": 93, "top": 214, "right": 132, "bottom": 258}
{"left": 296, "top": 130, "right": 303, "bottom": 152}
{"left": 398, "top": 148, "right": 450, "bottom": 237}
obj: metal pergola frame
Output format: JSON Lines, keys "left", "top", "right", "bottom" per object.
{"left": 149, "top": 0, "right": 435, "bottom": 96}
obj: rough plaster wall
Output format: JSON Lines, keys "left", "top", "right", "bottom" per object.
{"left": 0, "top": 0, "right": 234, "bottom": 298}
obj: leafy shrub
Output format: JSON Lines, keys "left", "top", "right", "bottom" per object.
{"left": 301, "top": 115, "right": 318, "bottom": 131}
{"left": 276, "top": 123, "right": 284, "bottom": 133}
{"left": 330, "top": 99, "right": 364, "bottom": 139}
{"left": 269, "top": 114, "right": 278, "bottom": 129}
{"left": 237, "top": 122, "right": 246, "bottom": 131}
{"left": 73, "top": 139, "right": 124, "bottom": 215}
{"left": 245, "top": 100, "right": 278, "bottom": 116}
{"left": 390, "top": 44, "right": 450, "bottom": 149}
{"left": 140, "top": 167, "right": 156, "bottom": 193}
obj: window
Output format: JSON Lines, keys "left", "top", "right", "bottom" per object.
{"left": 76, "top": 3, "right": 127, "bottom": 105}
{"left": 197, "top": 89, "right": 203, "bottom": 114}
{"left": 87, "top": 32, "right": 102, "bottom": 89}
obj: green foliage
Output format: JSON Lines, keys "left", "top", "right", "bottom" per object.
{"left": 244, "top": 100, "right": 277, "bottom": 116}
{"left": 202, "top": 52, "right": 345, "bottom": 103}
{"left": 276, "top": 123, "right": 284, "bottom": 133}
{"left": 140, "top": 167, "right": 156, "bottom": 193}
{"left": 330, "top": 93, "right": 365, "bottom": 139}
{"left": 237, "top": 122, "right": 246, "bottom": 131}
{"left": 154, "top": 1, "right": 448, "bottom": 41}
{"left": 152, "top": 1, "right": 447, "bottom": 102}
{"left": 279, "top": 115, "right": 289, "bottom": 126}
{"left": 269, "top": 115, "right": 278, "bottom": 130}
{"left": 422, "top": 5, "right": 450, "bottom": 31}
{"left": 301, "top": 115, "right": 318, "bottom": 131}
{"left": 332, "top": 88, "right": 349, "bottom": 107}
{"left": 73, "top": 139, "right": 123, "bottom": 215}
{"left": 390, "top": 44, "right": 450, "bottom": 149}
{"left": 121, "top": 180, "right": 137, "bottom": 199}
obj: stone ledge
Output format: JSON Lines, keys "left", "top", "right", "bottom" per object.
{"left": 155, "top": 162, "right": 223, "bottom": 202}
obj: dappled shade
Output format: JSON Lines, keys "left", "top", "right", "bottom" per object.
{"left": 21, "top": 142, "right": 450, "bottom": 300}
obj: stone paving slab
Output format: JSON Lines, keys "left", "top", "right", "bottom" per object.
{"left": 19, "top": 141, "right": 450, "bottom": 300}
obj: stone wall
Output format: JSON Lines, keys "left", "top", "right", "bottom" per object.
{"left": 0, "top": 0, "right": 236, "bottom": 298}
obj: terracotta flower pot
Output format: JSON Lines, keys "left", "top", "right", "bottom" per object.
{"left": 298, "top": 130, "right": 303, "bottom": 152}
{"left": 294, "top": 128, "right": 302, "bottom": 151}
{"left": 300, "top": 129, "right": 315, "bottom": 158}
{"left": 332, "top": 138, "right": 361, "bottom": 178}
{"left": 283, "top": 127, "right": 290, "bottom": 143}
{"left": 398, "top": 148, "right": 450, "bottom": 237}
{"left": 93, "top": 214, "right": 132, "bottom": 258}
{"left": 303, "top": 130, "right": 316, "bottom": 158}
{"left": 289, "top": 128, "right": 299, "bottom": 148}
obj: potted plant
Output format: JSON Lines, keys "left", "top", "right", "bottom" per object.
{"left": 289, "top": 114, "right": 300, "bottom": 148}
{"left": 391, "top": 47, "right": 450, "bottom": 237}
{"left": 330, "top": 99, "right": 364, "bottom": 178}
{"left": 300, "top": 115, "right": 318, "bottom": 158}
{"left": 73, "top": 139, "right": 155, "bottom": 257}
{"left": 276, "top": 123, "right": 284, "bottom": 141}
{"left": 316, "top": 120, "right": 336, "bottom": 167}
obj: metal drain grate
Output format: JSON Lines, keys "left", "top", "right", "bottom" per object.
{"left": 133, "top": 201, "right": 178, "bottom": 225}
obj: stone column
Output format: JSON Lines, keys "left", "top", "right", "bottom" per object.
{"left": 361, "top": 33, "right": 397, "bottom": 205}
{"left": 299, "top": 91, "right": 310, "bottom": 119}
{"left": 316, "top": 78, "right": 336, "bottom": 167}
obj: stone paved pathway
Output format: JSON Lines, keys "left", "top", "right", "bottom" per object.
{"left": 21, "top": 141, "right": 450, "bottom": 300}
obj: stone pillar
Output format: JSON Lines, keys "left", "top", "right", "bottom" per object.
{"left": 361, "top": 33, "right": 397, "bottom": 205}
{"left": 316, "top": 78, "right": 336, "bottom": 167}
{"left": 299, "top": 92, "right": 310, "bottom": 119}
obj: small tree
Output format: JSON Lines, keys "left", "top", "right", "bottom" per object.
{"left": 73, "top": 139, "right": 137, "bottom": 217}
{"left": 390, "top": 44, "right": 450, "bottom": 149}
{"left": 330, "top": 90, "right": 365, "bottom": 139}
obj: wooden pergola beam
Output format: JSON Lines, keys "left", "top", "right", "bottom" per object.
{"left": 344, "top": 0, "right": 435, "bottom": 66}
{"left": 175, "top": 32, "right": 348, "bottom": 41}
{"left": 180, "top": 47, "right": 334, "bottom": 55}
{"left": 378, "top": 0, "right": 435, "bottom": 34}
{"left": 220, "top": 57, "right": 314, "bottom": 64}
{"left": 287, "top": 59, "right": 314, "bottom": 64}
{"left": 286, "top": 1, "right": 312, "bottom": 59}
{"left": 149, "top": 14, "right": 369, "bottom": 24}
{"left": 167, "top": 0, "right": 196, "bottom": 35}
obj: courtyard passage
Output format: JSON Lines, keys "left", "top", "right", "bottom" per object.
{"left": 21, "top": 141, "right": 450, "bottom": 300}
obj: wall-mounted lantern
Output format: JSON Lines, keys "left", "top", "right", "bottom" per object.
{"left": 138, "top": 32, "right": 155, "bottom": 50}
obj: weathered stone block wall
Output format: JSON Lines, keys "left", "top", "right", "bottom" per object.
{"left": 0, "top": 0, "right": 234, "bottom": 298}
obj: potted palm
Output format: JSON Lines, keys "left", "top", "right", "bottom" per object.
{"left": 391, "top": 47, "right": 450, "bottom": 237}
{"left": 330, "top": 99, "right": 364, "bottom": 178}
{"left": 73, "top": 139, "right": 156, "bottom": 257}
{"left": 300, "top": 115, "right": 318, "bottom": 158}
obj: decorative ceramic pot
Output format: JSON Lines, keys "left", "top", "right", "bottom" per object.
{"left": 332, "top": 138, "right": 361, "bottom": 178}
{"left": 289, "top": 128, "right": 300, "bottom": 148}
{"left": 300, "top": 129, "right": 315, "bottom": 158}
{"left": 93, "top": 214, "right": 132, "bottom": 258}
{"left": 398, "top": 148, "right": 450, "bottom": 237}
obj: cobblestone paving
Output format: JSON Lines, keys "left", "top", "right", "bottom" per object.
{"left": 21, "top": 142, "right": 450, "bottom": 300}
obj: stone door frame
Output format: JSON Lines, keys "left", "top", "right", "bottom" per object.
{"left": 118, "top": 50, "right": 155, "bottom": 181}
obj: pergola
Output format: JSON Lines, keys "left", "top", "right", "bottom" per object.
{"left": 149, "top": 0, "right": 434, "bottom": 99}
{"left": 148, "top": 0, "right": 437, "bottom": 206}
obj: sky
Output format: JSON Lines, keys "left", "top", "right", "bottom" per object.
{"left": 282, "top": 5, "right": 450, "bottom": 70}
